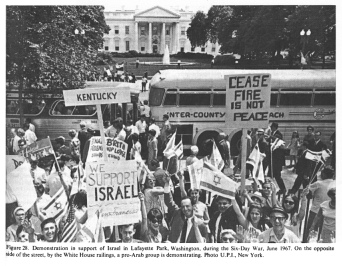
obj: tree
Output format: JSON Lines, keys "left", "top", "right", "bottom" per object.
{"left": 6, "top": 6, "right": 110, "bottom": 91}
{"left": 186, "top": 11, "right": 208, "bottom": 48}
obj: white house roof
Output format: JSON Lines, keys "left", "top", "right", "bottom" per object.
{"left": 134, "top": 6, "right": 181, "bottom": 18}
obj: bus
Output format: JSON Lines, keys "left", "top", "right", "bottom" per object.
{"left": 148, "top": 69, "right": 336, "bottom": 157}
{"left": 6, "top": 81, "right": 140, "bottom": 142}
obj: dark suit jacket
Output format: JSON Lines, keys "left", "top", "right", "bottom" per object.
{"left": 164, "top": 192, "right": 207, "bottom": 243}
{"left": 312, "top": 140, "right": 327, "bottom": 152}
{"left": 209, "top": 206, "right": 239, "bottom": 243}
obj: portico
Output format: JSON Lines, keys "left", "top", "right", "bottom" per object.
{"left": 134, "top": 7, "right": 181, "bottom": 54}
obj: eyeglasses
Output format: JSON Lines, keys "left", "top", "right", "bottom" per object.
{"left": 270, "top": 216, "right": 286, "bottom": 222}
{"left": 284, "top": 200, "right": 295, "bottom": 205}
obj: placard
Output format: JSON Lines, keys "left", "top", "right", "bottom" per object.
{"left": 225, "top": 73, "right": 271, "bottom": 128}
{"left": 86, "top": 160, "right": 140, "bottom": 227}
{"left": 86, "top": 137, "right": 128, "bottom": 162}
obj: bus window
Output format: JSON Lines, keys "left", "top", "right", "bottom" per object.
{"left": 149, "top": 88, "right": 165, "bottom": 106}
{"left": 163, "top": 92, "right": 177, "bottom": 106}
{"left": 213, "top": 93, "right": 226, "bottom": 106}
{"left": 51, "top": 100, "right": 74, "bottom": 115}
{"left": 6, "top": 100, "right": 19, "bottom": 114}
{"left": 279, "top": 91, "right": 312, "bottom": 106}
{"left": 179, "top": 93, "right": 210, "bottom": 106}
{"left": 313, "top": 92, "right": 335, "bottom": 106}
{"left": 73, "top": 105, "right": 97, "bottom": 116}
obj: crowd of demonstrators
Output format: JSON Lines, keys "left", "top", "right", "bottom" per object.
{"left": 6, "top": 114, "right": 336, "bottom": 243}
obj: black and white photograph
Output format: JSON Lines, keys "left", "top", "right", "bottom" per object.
{"left": 3, "top": 0, "right": 339, "bottom": 263}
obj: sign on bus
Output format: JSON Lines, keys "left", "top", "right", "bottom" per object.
{"left": 63, "top": 87, "right": 130, "bottom": 106}
{"left": 224, "top": 73, "right": 271, "bottom": 128}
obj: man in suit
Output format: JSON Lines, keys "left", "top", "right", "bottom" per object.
{"left": 209, "top": 196, "right": 239, "bottom": 243}
{"left": 303, "top": 125, "right": 315, "bottom": 151}
{"left": 312, "top": 131, "right": 327, "bottom": 152}
{"left": 163, "top": 179, "right": 207, "bottom": 243}
{"left": 268, "top": 122, "right": 286, "bottom": 194}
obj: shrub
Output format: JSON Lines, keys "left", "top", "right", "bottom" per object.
{"left": 213, "top": 54, "right": 236, "bottom": 65}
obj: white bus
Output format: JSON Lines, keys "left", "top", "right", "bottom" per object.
{"left": 148, "top": 69, "right": 335, "bottom": 156}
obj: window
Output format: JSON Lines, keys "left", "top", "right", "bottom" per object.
{"left": 105, "top": 46, "right": 109, "bottom": 51}
{"left": 166, "top": 26, "right": 170, "bottom": 35}
{"left": 191, "top": 47, "right": 195, "bottom": 52}
{"left": 51, "top": 100, "right": 96, "bottom": 116}
{"left": 212, "top": 46, "right": 216, "bottom": 52}
{"left": 313, "top": 92, "right": 335, "bottom": 106}
{"left": 141, "top": 42, "right": 145, "bottom": 52}
{"left": 181, "top": 47, "right": 184, "bottom": 52}
{"left": 126, "top": 41, "right": 130, "bottom": 51}
{"left": 279, "top": 90, "right": 312, "bottom": 106}
{"left": 181, "top": 27, "right": 186, "bottom": 35}
{"left": 179, "top": 93, "right": 210, "bottom": 106}
{"left": 213, "top": 93, "right": 226, "bottom": 106}
{"left": 141, "top": 26, "right": 145, "bottom": 36}
{"left": 104, "top": 39, "right": 109, "bottom": 51}
{"left": 149, "top": 88, "right": 165, "bottom": 106}
{"left": 270, "top": 92, "right": 278, "bottom": 106}
{"left": 115, "top": 40, "right": 119, "bottom": 51}
{"left": 163, "top": 90, "right": 177, "bottom": 106}
{"left": 125, "top": 26, "right": 129, "bottom": 34}
{"left": 201, "top": 47, "right": 205, "bottom": 52}
{"left": 115, "top": 26, "right": 119, "bottom": 34}
{"left": 7, "top": 99, "right": 46, "bottom": 115}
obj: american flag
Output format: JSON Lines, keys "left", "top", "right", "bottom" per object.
{"left": 60, "top": 203, "right": 78, "bottom": 242}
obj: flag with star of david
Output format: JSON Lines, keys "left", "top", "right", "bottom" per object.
{"left": 42, "top": 186, "right": 69, "bottom": 223}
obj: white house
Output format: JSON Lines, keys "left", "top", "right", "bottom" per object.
{"left": 103, "top": 5, "right": 220, "bottom": 55}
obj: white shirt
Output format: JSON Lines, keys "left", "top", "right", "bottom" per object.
{"left": 141, "top": 105, "right": 151, "bottom": 118}
{"left": 116, "top": 129, "right": 126, "bottom": 141}
{"left": 149, "top": 124, "right": 160, "bottom": 138}
{"left": 105, "top": 125, "right": 117, "bottom": 138}
{"left": 127, "top": 125, "right": 139, "bottom": 135}
{"left": 185, "top": 217, "right": 194, "bottom": 242}
{"left": 29, "top": 123, "right": 35, "bottom": 133}
{"left": 11, "top": 135, "right": 21, "bottom": 153}
{"left": 24, "top": 129, "right": 37, "bottom": 145}
{"left": 135, "top": 120, "right": 147, "bottom": 134}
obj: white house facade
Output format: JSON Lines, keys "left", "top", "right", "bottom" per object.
{"left": 103, "top": 6, "right": 220, "bottom": 55}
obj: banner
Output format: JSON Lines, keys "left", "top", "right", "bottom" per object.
{"left": 6, "top": 155, "right": 25, "bottom": 174}
{"left": 225, "top": 73, "right": 271, "bottom": 128}
{"left": 86, "top": 160, "right": 140, "bottom": 227}
{"left": 25, "top": 138, "right": 55, "bottom": 160}
{"left": 6, "top": 162, "right": 37, "bottom": 211}
{"left": 63, "top": 87, "right": 130, "bottom": 106}
{"left": 209, "top": 141, "right": 224, "bottom": 171}
{"left": 86, "top": 137, "right": 128, "bottom": 162}
{"left": 187, "top": 159, "right": 204, "bottom": 190}
{"left": 42, "top": 186, "right": 69, "bottom": 223}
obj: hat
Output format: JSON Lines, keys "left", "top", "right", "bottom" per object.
{"left": 18, "top": 139, "right": 26, "bottom": 146}
{"left": 80, "top": 121, "right": 86, "bottom": 127}
{"left": 270, "top": 206, "right": 288, "bottom": 220}
{"left": 257, "top": 128, "right": 264, "bottom": 134}
{"left": 250, "top": 192, "right": 264, "bottom": 203}
{"left": 13, "top": 207, "right": 25, "bottom": 216}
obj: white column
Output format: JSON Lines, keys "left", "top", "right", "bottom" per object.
{"left": 161, "top": 23, "right": 166, "bottom": 54}
{"left": 148, "top": 22, "right": 152, "bottom": 53}
{"left": 175, "top": 22, "right": 180, "bottom": 53}
{"left": 172, "top": 23, "right": 176, "bottom": 53}
{"left": 135, "top": 22, "right": 139, "bottom": 52}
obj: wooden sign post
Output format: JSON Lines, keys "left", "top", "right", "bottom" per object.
{"left": 225, "top": 73, "right": 271, "bottom": 192}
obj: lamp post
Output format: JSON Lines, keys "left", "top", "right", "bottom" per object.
{"left": 300, "top": 29, "right": 311, "bottom": 68}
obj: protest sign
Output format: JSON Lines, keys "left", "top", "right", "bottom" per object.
{"left": 25, "top": 138, "right": 55, "bottom": 160}
{"left": 86, "top": 160, "right": 140, "bottom": 227}
{"left": 225, "top": 73, "right": 271, "bottom": 128}
{"left": 63, "top": 87, "right": 130, "bottom": 106}
{"left": 6, "top": 155, "right": 25, "bottom": 174}
{"left": 86, "top": 137, "right": 128, "bottom": 162}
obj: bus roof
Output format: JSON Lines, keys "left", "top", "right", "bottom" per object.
{"left": 149, "top": 69, "right": 336, "bottom": 90}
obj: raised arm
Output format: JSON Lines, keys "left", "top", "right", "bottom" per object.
{"left": 178, "top": 171, "right": 187, "bottom": 198}
{"left": 139, "top": 192, "right": 148, "bottom": 237}
{"left": 163, "top": 177, "right": 179, "bottom": 216}
{"left": 232, "top": 198, "right": 248, "bottom": 229}
{"left": 192, "top": 216, "right": 206, "bottom": 243}
{"left": 297, "top": 187, "right": 309, "bottom": 221}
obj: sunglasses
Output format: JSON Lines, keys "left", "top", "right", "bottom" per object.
{"left": 284, "top": 200, "right": 295, "bottom": 205}
{"left": 149, "top": 218, "right": 162, "bottom": 224}
{"left": 222, "top": 237, "right": 236, "bottom": 242}
{"left": 270, "top": 216, "right": 286, "bottom": 222}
